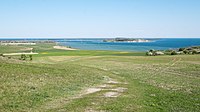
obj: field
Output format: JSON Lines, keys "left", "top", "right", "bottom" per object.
{"left": 0, "top": 44, "right": 200, "bottom": 112}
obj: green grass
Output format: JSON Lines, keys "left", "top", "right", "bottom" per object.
{"left": 0, "top": 44, "right": 200, "bottom": 112}
{"left": 0, "top": 45, "right": 29, "bottom": 53}
{"left": 36, "top": 50, "right": 145, "bottom": 57}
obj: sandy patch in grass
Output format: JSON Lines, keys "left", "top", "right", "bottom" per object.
{"left": 84, "top": 88, "right": 102, "bottom": 95}
{"left": 42, "top": 76, "right": 128, "bottom": 110}
{"left": 107, "top": 80, "right": 120, "bottom": 84}
{"left": 98, "top": 84, "right": 114, "bottom": 88}
{"left": 104, "top": 92, "right": 120, "bottom": 97}
{"left": 103, "top": 87, "right": 127, "bottom": 98}
{"left": 85, "top": 108, "right": 106, "bottom": 112}
{"left": 110, "top": 87, "right": 127, "bottom": 92}
{"left": 53, "top": 46, "right": 77, "bottom": 50}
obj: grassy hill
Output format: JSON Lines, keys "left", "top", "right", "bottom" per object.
{"left": 0, "top": 44, "right": 200, "bottom": 112}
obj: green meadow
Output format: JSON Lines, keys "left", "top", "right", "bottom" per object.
{"left": 0, "top": 44, "right": 200, "bottom": 112}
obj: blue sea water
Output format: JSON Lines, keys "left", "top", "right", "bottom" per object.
{"left": 57, "top": 38, "right": 200, "bottom": 51}
{"left": 1, "top": 38, "right": 200, "bottom": 51}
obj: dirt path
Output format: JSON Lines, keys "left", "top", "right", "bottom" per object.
{"left": 3, "top": 52, "right": 38, "bottom": 56}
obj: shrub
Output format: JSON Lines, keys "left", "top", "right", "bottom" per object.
{"left": 189, "top": 52, "right": 193, "bottom": 54}
{"left": 192, "top": 50, "right": 198, "bottom": 54}
{"left": 187, "top": 48, "right": 193, "bottom": 51}
{"left": 146, "top": 52, "right": 149, "bottom": 56}
{"left": 191, "top": 46, "right": 198, "bottom": 49}
{"left": 21, "top": 54, "right": 26, "bottom": 60}
{"left": 29, "top": 55, "right": 33, "bottom": 61}
{"left": 179, "top": 48, "right": 185, "bottom": 51}
{"left": 165, "top": 50, "right": 173, "bottom": 52}
{"left": 164, "top": 52, "right": 171, "bottom": 55}
{"left": 146, "top": 52, "right": 153, "bottom": 56}
{"left": 171, "top": 51, "right": 177, "bottom": 55}
{"left": 183, "top": 50, "right": 189, "bottom": 54}
{"left": 149, "top": 49, "right": 155, "bottom": 52}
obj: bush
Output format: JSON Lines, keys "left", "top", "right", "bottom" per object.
{"left": 164, "top": 52, "right": 172, "bottom": 55}
{"left": 165, "top": 50, "right": 173, "bottom": 52}
{"left": 192, "top": 50, "right": 198, "bottom": 54}
{"left": 183, "top": 50, "right": 189, "bottom": 54}
{"left": 21, "top": 54, "right": 26, "bottom": 60}
{"left": 191, "top": 46, "right": 199, "bottom": 49}
{"left": 149, "top": 49, "right": 155, "bottom": 52}
{"left": 146, "top": 52, "right": 149, "bottom": 56}
{"left": 29, "top": 55, "right": 33, "bottom": 61}
{"left": 187, "top": 48, "right": 193, "bottom": 50}
{"left": 171, "top": 51, "right": 177, "bottom": 55}
{"left": 179, "top": 48, "right": 185, "bottom": 51}
{"left": 146, "top": 52, "right": 153, "bottom": 56}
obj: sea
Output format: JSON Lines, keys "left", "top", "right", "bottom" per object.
{"left": 1, "top": 38, "right": 200, "bottom": 52}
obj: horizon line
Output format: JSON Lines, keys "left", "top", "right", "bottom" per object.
{"left": 0, "top": 37, "right": 200, "bottom": 39}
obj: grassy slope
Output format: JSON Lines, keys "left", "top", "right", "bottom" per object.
{"left": 68, "top": 55, "right": 200, "bottom": 112}
{"left": 0, "top": 45, "right": 29, "bottom": 53}
{"left": 0, "top": 44, "right": 200, "bottom": 112}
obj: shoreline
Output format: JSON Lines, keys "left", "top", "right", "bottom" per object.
{"left": 53, "top": 46, "right": 77, "bottom": 50}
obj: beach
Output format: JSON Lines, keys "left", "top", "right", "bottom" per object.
{"left": 53, "top": 46, "right": 77, "bottom": 50}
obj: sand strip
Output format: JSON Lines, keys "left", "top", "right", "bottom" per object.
{"left": 53, "top": 46, "right": 77, "bottom": 50}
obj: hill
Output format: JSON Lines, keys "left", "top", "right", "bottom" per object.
{"left": 0, "top": 43, "right": 200, "bottom": 112}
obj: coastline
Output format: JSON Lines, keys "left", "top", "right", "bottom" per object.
{"left": 53, "top": 46, "right": 77, "bottom": 50}
{"left": 103, "top": 38, "right": 152, "bottom": 43}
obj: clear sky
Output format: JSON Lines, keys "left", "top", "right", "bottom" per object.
{"left": 0, "top": 0, "right": 200, "bottom": 38}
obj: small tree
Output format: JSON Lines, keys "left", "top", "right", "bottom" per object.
{"left": 21, "top": 54, "right": 26, "bottom": 60}
{"left": 146, "top": 52, "right": 149, "bottom": 56}
{"left": 171, "top": 51, "right": 177, "bottom": 55}
{"left": 24, "top": 55, "right": 27, "bottom": 60}
{"left": 179, "top": 48, "right": 185, "bottom": 51}
{"left": 192, "top": 50, "right": 198, "bottom": 54}
{"left": 148, "top": 50, "right": 157, "bottom": 56}
{"left": 29, "top": 55, "right": 33, "bottom": 61}
{"left": 20, "top": 54, "right": 23, "bottom": 60}
{"left": 152, "top": 51, "right": 157, "bottom": 56}
{"left": 31, "top": 48, "right": 35, "bottom": 53}
{"left": 149, "top": 49, "right": 155, "bottom": 52}
{"left": 146, "top": 52, "right": 153, "bottom": 56}
{"left": 183, "top": 50, "right": 189, "bottom": 54}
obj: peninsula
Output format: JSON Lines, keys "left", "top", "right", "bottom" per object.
{"left": 103, "top": 38, "right": 152, "bottom": 42}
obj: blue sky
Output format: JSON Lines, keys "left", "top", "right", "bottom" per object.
{"left": 0, "top": 0, "right": 200, "bottom": 38}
